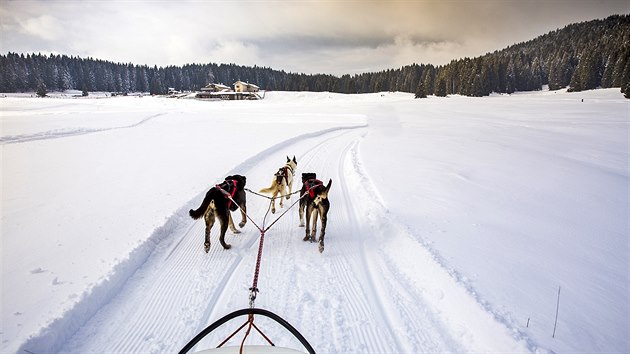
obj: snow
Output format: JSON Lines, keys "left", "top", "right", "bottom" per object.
{"left": 1, "top": 89, "right": 628, "bottom": 354}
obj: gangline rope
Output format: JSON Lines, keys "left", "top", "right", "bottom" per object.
{"left": 214, "top": 185, "right": 309, "bottom": 352}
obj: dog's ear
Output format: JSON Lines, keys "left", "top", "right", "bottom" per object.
{"left": 286, "top": 156, "right": 290, "bottom": 163}
{"left": 292, "top": 156, "right": 297, "bottom": 164}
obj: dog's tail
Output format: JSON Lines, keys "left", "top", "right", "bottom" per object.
{"left": 189, "top": 191, "right": 214, "bottom": 219}
{"left": 323, "top": 179, "right": 332, "bottom": 198}
{"left": 259, "top": 179, "right": 278, "bottom": 194}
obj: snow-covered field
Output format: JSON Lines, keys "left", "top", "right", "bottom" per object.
{"left": 1, "top": 89, "right": 628, "bottom": 354}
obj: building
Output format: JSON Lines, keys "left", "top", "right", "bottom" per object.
{"left": 234, "top": 81, "right": 260, "bottom": 93}
{"left": 196, "top": 81, "right": 263, "bottom": 100}
{"left": 200, "top": 83, "right": 231, "bottom": 92}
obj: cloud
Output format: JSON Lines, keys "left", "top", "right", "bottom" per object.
{"left": 1, "top": 0, "right": 629, "bottom": 75}
{"left": 17, "top": 14, "right": 63, "bottom": 40}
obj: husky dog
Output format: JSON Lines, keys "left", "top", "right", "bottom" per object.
{"left": 298, "top": 172, "right": 317, "bottom": 227}
{"left": 259, "top": 156, "right": 297, "bottom": 213}
{"left": 302, "top": 177, "right": 332, "bottom": 253}
{"left": 189, "top": 175, "right": 247, "bottom": 252}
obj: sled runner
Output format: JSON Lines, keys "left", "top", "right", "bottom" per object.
{"left": 178, "top": 308, "right": 315, "bottom": 354}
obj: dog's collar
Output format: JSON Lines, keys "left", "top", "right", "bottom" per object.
{"left": 285, "top": 165, "right": 295, "bottom": 176}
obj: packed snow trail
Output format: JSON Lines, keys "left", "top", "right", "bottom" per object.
{"left": 0, "top": 112, "right": 167, "bottom": 144}
{"left": 33, "top": 122, "right": 529, "bottom": 353}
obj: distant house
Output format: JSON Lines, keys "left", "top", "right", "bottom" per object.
{"left": 196, "top": 81, "right": 263, "bottom": 100}
{"left": 201, "top": 83, "right": 230, "bottom": 92}
{"left": 234, "top": 81, "right": 259, "bottom": 93}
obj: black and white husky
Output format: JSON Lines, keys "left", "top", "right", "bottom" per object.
{"left": 299, "top": 173, "right": 332, "bottom": 253}
{"left": 189, "top": 175, "right": 247, "bottom": 252}
{"left": 259, "top": 156, "right": 297, "bottom": 213}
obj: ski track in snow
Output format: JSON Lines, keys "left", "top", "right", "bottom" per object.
{"left": 0, "top": 112, "right": 166, "bottom": 144}
{"left": 18, "top": 122, "right": 531, "bottom": 353}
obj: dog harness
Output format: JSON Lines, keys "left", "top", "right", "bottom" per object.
{"left": 275, "top": 165, "right": 295, "bottom": 183}
{"left": 304, "top": 179, "right": 323, "bottom": 198}
{"left": 216, "top": 179, "right": 238, "bottom": 211}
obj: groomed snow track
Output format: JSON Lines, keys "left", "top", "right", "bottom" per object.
{"left": 18, "top": 125, "right": 530, "bottom": 354}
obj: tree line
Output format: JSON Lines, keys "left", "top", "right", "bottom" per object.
{"left": 1, "top": 14, "right": 629, "bottom": 98}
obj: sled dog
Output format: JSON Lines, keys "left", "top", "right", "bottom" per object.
{"left": 189, "top": 175, "right": 247, "bottom": 252}
{"left": 298, "top": 172, "right": 317, "bottom": 227}
{"left": 301, "top": 177, "right": 332, "bottom": 253}
{"left": 259, "top": 156, "right": 297, "bottom": 213}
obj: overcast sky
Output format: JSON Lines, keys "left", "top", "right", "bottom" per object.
{"left": 1, "top": 0, "right": 628, "bottom": 76}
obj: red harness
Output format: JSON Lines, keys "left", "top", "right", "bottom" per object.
{"left": 276, "top": 165, "right": 293, "bottom": 183}
{"left": 216, "top": 179, "right": 238, "bottom": 210}
{"left": 304, "top": 179, "right": 323, "bottom": 198}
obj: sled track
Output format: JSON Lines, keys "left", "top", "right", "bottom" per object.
{"left": 0, "top": 112, "right": 167, "bottom": 144}
{"left": 19, "top": 125, "right": 365, "bottom": 353}
{"left": 332, "top": 139, "right": 403, "bottom": 352}
{"left": 21, "top": 121, "right": 531, "bottom": 353}
{"left": 18, "top": 124, "right": 362, "bottom": 352}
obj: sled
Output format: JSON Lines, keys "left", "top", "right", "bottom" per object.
{"left": 179, "top": 308, "right": 315, "bottom": 354}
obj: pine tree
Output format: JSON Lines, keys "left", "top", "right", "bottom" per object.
{"left": 36, "top": 81, "right": 47, "bottom": 97}
{"left": 601, "top": 52, "right": 617, "bottom": 88}
{"left": 415, "top": 81, "right": 427, "bottom": 98}
{"left": 149, "top": 76, "right": 164, "bottom": 95}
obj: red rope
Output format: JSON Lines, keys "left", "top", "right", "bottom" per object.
{"left": 249, "top": 229, "right": 264, "bottom": 307}
{"left": 216, "top": 184, "right": 308, "bottom": 308}
{"left": 209, "top": 185, "right": 313, "bottom": 350}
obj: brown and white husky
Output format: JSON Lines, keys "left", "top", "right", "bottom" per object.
{"left": 259, "top": 156, "right": 297, "bottom": 213}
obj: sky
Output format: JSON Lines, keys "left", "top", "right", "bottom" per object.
{"left": 1, "top": 0, "right": 629, "bottom": 76}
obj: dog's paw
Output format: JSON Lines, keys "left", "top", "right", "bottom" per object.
{"left": 286, "top": 195, "right": 291, "bottom": 200}
{"left": 232, "top": 229, "right": 241, "bottom": 234}
{"left": 303, "top": 235, "right": 310, "bottom": 242}
{"left": 319, "top": 244, "right": 324, "bottom": 253}
{"left": 298, "top": 222, "right": 305, "bottom": 227}
{"left": 239, "top": 221, "right": 246, "bottom": 228}
{"left": 222, "top": 244, "right": 232, "bottom": 250}
{"left": 204, "top": 242, "right": 211, "bottom": 253}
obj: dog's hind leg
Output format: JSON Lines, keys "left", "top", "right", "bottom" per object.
{"left": 309, "top": 209, "right": 319, "bottom": 243}
{"left": 318, "top": 207, "right": 327, "bottom": 253}
{"left": 238, "top": 203, "right": 247, "bottom": 228}
{"left": 303, "top": 204, "right": 313, "bottom": 241}
{"left": 203, "top": 208, "right": 216, "bottom": 253}
{"left": 217, "top": 210, "right": 231, "bottom": 250}
{"left": 269, "top": 189, "right": 279, "bottom": 214}
{"left": 298, "top": 198, "right": 306, "bottom": 227}
{"left": 228, "top": 213, "right": 240, "bottom": 234}
{"left": 286, "top": 176, "right": 293, "bottom": 200}
{"left": 278, "top": 181, "right": 286, "bottom": 209}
